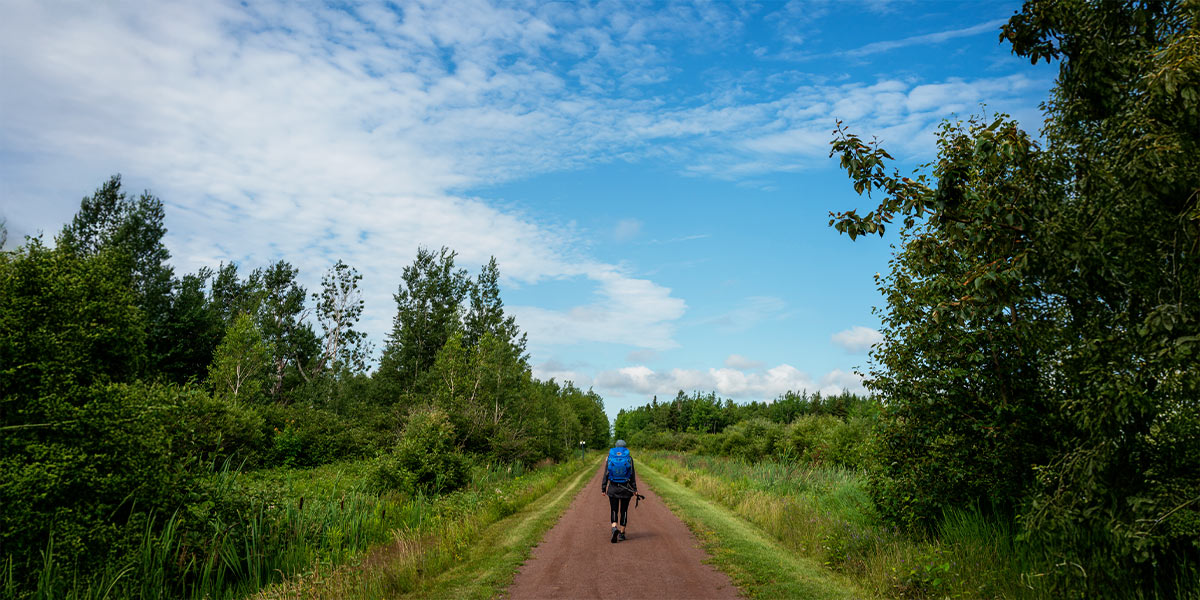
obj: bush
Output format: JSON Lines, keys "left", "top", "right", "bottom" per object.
{"left": 370, "top": 408, "right": 470, "bottom": 495}
{"left": 0, "top": 382, "right": 195, "bottom": 591}
{"left": 258, "top": 404, "right": 385, "bottom": 468}
{"left": 174, "top": 390, "right": 267, "bottom": 466}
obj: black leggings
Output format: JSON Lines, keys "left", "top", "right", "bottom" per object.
{"left": 609, "top": 495, "right": 631, "bottom": 526}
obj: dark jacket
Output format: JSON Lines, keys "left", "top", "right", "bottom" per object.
{"left": 601, "top": 453, "right": 638, "bottom": 498}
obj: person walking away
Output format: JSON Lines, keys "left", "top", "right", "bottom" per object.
{"left": 601, "top": 439, "right": 637, "bottom": 543}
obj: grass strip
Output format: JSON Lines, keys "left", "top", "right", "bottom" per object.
{"left": 251, "top": 455, "right": 598, "bottom": 599}
{"left": 403, "top": 455, "right": 599, "bottom": 599}
{"left": 638, "top": 460, "right": 866, "bottom": 600}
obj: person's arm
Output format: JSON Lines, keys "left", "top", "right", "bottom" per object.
{"left": 630, "top": 461, "right": 638, "bottom": 493}
{"left": 601, "top": 458, "right": 609, "bottom": 494}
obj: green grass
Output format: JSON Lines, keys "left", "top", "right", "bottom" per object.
{"left": 15, "top": 456, "right": 592, "bottom": 600}
{"left": 637, "top": 460, "right": 865, "bottom": 599}
{"left": 643, "top": 452, "right": 1040, "bottom": 599}
{"left": 396, "top": 454, "right": 599, "bottom": 599}
{"left": 250, "top": 454, "right": 599, "bottom": 599}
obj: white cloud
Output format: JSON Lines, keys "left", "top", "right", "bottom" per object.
{"left": 831, "top": 326, "right": 883, "bottom": 353}
{"left": 595, "top": 363, "right": 865, "bottom": 400}
{"left": 724, "top": 354, "right": 764, "bottom": 369}
{"left": 626, "top": 349, "right": 659, "bottom": 363}
{"left": 510, "top": 266, "right": 687, "bottom": 350}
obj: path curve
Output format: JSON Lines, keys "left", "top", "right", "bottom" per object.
{"left": 507, "top": 463, "right": 739, "bottom": 599}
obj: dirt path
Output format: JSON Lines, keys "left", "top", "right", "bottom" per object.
{"left": 507, "top": 463, "right": 739, "bottom": 599}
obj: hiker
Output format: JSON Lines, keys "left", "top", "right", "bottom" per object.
{"left": 601, "top": 439, "right": 638, "bottom": 543}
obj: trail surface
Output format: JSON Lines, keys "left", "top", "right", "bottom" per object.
{"left": 507, "top": 464, "right": 738, "bottom": 600}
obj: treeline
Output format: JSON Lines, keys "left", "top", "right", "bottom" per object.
{"left": 616, "top": 390, "right": 878, "bottom": 470}
{"left": 0, "top": 177, "right": 608, "bottom": 596}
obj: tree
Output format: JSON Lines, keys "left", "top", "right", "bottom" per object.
{"left": 156, "top": 268, "right": 224, "bottom": 383}
{"left": 424, "top": 330, "right": 533, "bottom": 458}
{"left": 829, "top": 1, "right": 1199, "bottom": 593}
{"left": 375, "top": 247, "right": 469, "bottom": 400}
{"left": 253, "top": 261, "right": 319, "bottom": 400}
{"left": 0, "top": 238, "right": 182, "bottom": 588}
{"left": 58, "top": 175, "right": 175, "bottom": 377}
{"left": 314, "top": 260, "right": 371, "bottom": 375}
{"left": 465, "top": 257, "right": 527, "bottom": 358}
{"left": 207, "top": 313, "right": 272, "bottom": 403}
{"left": 210, "top": 262, "right": 255, "bottom": 324}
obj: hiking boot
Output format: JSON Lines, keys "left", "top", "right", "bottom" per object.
{"left": 610, "top": 527, "right": 619, "bottom": 543}
{"left": 618, "top": 531, "right": 626, "bottom": 542}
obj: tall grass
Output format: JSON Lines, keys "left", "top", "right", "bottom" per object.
{"left": 254, "top": 455, "right": 593, "bottom": 599}
{"left": 11, "top": 456, "right": 585, "bottom": 600}
{"left": 644, "top": 451, "right": 1043, "bottom": 599}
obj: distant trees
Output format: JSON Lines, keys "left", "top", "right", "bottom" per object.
{"left": 613, "top": 391, "right": 879, "bottom": 470}
{"left": 614, "top": 390, "right": 875, "bottom": 441}
{"left": 829, "top": 0, "right": 1199, "bottom": 594}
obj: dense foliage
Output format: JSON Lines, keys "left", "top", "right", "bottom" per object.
{"left": 0, "top": 179, "right": 608, "bottom": 597}
{"left": 829, "top": 0, "right": 1199, "bottom": 595}
{"left": 615, "top": 391, "right": 879, "bottom": 470}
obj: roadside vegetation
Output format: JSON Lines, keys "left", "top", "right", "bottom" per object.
{"left": 643, "top": 451, "right": 1028, "bottom": 599}
{"left": 637, "top": 460, "right": 864, "bottom": 600}
{"left": 250, "top": 454, "right": 597, "bottom": 600}
{"left": 0, "top": 184, "right": 609, "bottom": 598}
{"left": 620, "top": 3, "right": 1200, "bottom": 597}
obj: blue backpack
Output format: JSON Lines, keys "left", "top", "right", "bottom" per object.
{"left": 607, "top": 447, "right": 632, "bottom": 483}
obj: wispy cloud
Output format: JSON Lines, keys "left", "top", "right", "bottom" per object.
{"left": 614, "top": 218, "right": 643, "bottom": 242}
{"left": 626, "top": 349, "right": 659, "bottom": 363}
{"left": 843, "top": 18, "right": 1009, "bottom": 57}
{"left": 832, "top": 326, "right": 883, "bottom": 353}
{"left": 644, "top": 233, "right": 711, "bottom": 245}
{"left": 0, "top": 1, "right": 1045, "bottom": 355}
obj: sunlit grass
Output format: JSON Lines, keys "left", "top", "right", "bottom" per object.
{"left": 643, "top": 451, "right": 1043, "bottom": 599}
{"left": 16, "top": 455, "right": 593, "bottom": 599}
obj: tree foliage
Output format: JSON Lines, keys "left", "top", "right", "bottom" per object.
{"left": 830, "top": 0, "right": 1199, "bottom": 593}
{"left": 58, "top": 175, "right": 176, "bottom": 377}
{"left": 0, "top": 239, "right": 189, "bottom": 585}
{"left": 314, "top": 260, "right": 371, "bottom": 375}
{"left": 208, "top": 313, "right": 273, "bottom": 403}
{"left": 376, "top": 247, "right": 470, "bottom": 400}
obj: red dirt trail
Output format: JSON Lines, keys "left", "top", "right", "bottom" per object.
{"left": 507, "top": 463, "right": 739, "bottom": 599}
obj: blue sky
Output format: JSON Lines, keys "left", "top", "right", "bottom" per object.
{"left": 1, "top": 0, "right": 1054, "bottom": 420}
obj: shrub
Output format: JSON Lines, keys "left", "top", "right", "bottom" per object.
{"left": 258, "top": 404, "right": 384, "bottom": 468}
{"left": 370, "top": 408, "right": 469, "bottom": 495}
{"left": 0, "top": 382, "right": 195, "bottom": 591}
{"left": 174, "top": 390, "right": 267, "bottom": 466}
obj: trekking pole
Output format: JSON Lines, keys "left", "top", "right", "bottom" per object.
{"left": 618, "top": 482, "right": 645, "bottom": 508}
